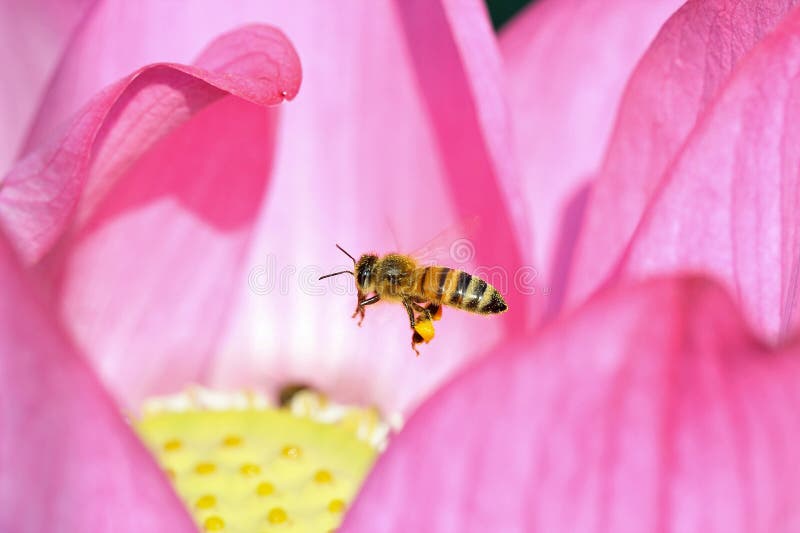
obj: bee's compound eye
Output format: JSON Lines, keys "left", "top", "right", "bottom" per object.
{"left": 357, "top": 262, "right": 374, "bottom": 288}
{"left": 357, "top": 268, "right": 368, "bottom": 288}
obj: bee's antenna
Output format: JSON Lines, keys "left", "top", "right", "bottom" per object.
{"left": 336, "top": 244, "right": 357, "bottom": 265}
{"left": 319, "top": 270, "right": 354, "bottom": 280}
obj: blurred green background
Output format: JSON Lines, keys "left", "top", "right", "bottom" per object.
{"left": 485, "top": 0, "right": 534, "bottom": 29}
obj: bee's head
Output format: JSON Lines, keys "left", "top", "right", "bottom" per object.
{"left": 319, "top": 246, "right": 377, "bottom": 294}
{"left": 355, "top": 254, "right": 379, "bottom": 293}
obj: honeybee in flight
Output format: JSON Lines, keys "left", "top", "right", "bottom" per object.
{"left": 319, "top": 241, "right": 508, "bottom": 355}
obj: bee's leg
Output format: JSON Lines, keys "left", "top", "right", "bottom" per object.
{"left": 411, "top": 298, "right": 442, "bottom": 320}
{"left": 402, "top": 298, "right": 421, "bottom": 356}
{"left": 410, "top": 301, "right": 433, "bottom": 323}
{"left": 402, "top": 298, "right": 416, "bottom": 328}
{"left": 353, "top": 294, "right": 380, "bottom": 327}
{"left": 411, "top": 332, "right": 423, "bottom": 357}
{"left": 351, "top": 295, "right": 365, "bottom": 323}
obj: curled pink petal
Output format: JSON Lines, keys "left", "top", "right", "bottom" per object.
{"left": 570, "top": 0, "right": 798, "bottom": 316}
{"left": 0, "top": 25, "right": 301, "bottom": 408}
{"left": 0, "top": 231, "right": 196, "bottom": 532}
{"left": 19, "top": 3, "right": 301, "bottom": 156}
{"left": 610, "top": 3, "right": 800, "bottom": 341}
{"left": 501, "top": 0, "right": 683, "bottom": 316}
{"left": 0, "top": 24, "right": 300, "bottom": 263}
{"left": 342, "top": 277, "right": 800, "bottom": 532}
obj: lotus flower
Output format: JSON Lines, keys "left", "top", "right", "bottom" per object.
{"left": 2, "top": 0, "right": 800, "bottom": 532}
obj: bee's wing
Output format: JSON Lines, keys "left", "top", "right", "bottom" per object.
{"left": 409, "top": 215, "right": 481, "bottom": 268}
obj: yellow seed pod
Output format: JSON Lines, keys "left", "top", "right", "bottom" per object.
{"left": 267, "top": 507, "right": 288, "bottom": 524}
{"left": 328, "top": 499, "right": 346, "bottom": 514}
{"left": 256, "top": 481, "right": 275, "bottom": 497}
{"left": 195, "top": 462, "right": 217, "bottom": 475}
{"left": 240, "top": 463, "right": 261, "bottom": 476}
{"left": 195, "top": 494, "right": 217, "bottom": 509}
{"left": 222, "top": 435, "right": 242, "bottom": 447}
{"left": 163, "top": 439, "right": 182, "bottom": 452}
{"left": 281, "top": 444, "right": 302, "bottom": 459}
{"left": 203, "top": 516, "right": 225, "bottom": 531}
{"left": 314, "top": 469, "right": 334, "bottom": 484}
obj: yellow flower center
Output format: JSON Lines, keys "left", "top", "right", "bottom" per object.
{"left": 134, "top": 387, "right": 392, "bottom": 532}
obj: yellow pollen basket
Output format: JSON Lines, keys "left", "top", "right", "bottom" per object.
{"left": 134, "top": 388, "right": 388, "bottom": 533}
{"left": 413, "top": 318, "right": 435, "bottom": 343}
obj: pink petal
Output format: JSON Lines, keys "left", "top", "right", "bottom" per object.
{"left": 1, "top": 24, "right": 300, "bottom": 263}
{"left": 0, "top": 25, "right": 301, "bottom": 408}
{"left": 569, "top": 0, "right": 798, "bottom": 318}
{"left": 0, "top": 231, "right": 195, "bottom": 531}
{"left": 342, "top": 276, "right": 800, "bottom": 532}
{"left": 500, "top": 0, "right": 683, "bottom": 316}
{"left": 607, "top": 3, "right": 800, "bottom": 341}
{"left": 13, "top": 1, "right": 521, "bottom": 415}
{"left": 0, "top": 0, "right": 94, "bottom": 174}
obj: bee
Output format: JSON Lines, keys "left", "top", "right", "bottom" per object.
{"left": 319, "top": 244, "right": 508, "bottom": 355}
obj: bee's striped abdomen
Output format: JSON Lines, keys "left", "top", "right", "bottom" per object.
{"left": 413, "top": 266, "right": 507, "bottom": 314}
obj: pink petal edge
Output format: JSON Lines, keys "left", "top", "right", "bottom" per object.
{"left": 342, "top": 276, "right": 800, "bottom": 533}
{"left": 611, "top": 2, "right": 800, "bottom": 341}
{"left": 569, "top": 0, "right": 798, "bottom": 325}
{"left": 0, "top": 229, "right": 195, "bottom": 532}
{"left": 500, "top": 0, "right": 683, "bottom": 317}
